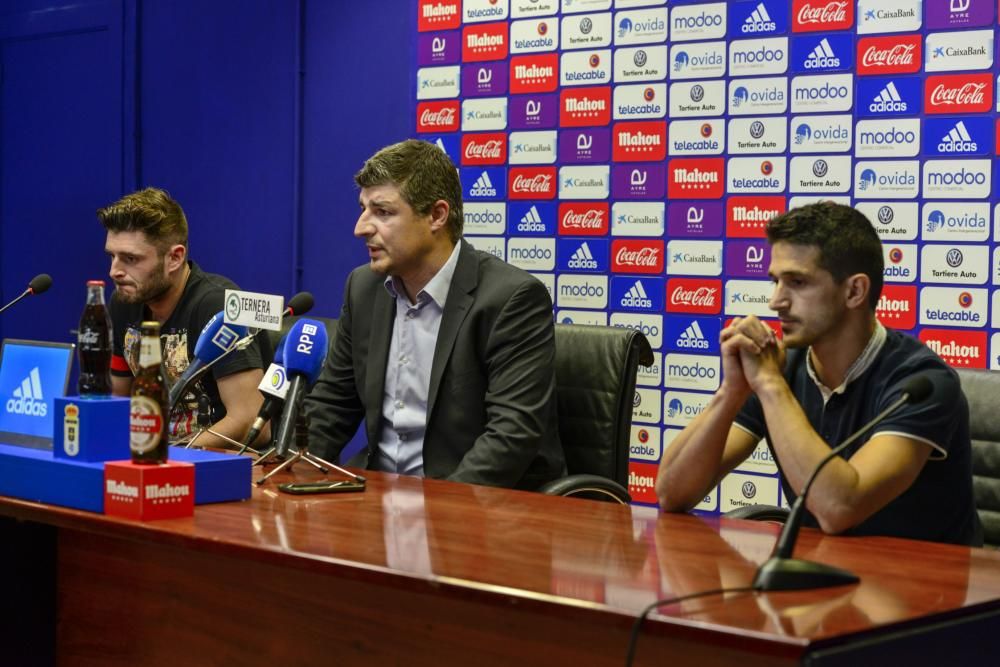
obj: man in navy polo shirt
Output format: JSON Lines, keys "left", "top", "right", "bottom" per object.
{"left": 656, "top": 202, "right": 982, "bottom": 546}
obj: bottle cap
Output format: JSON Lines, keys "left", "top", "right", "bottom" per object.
{"left": 86, "top": 280, "right": 106, "bottom": 287}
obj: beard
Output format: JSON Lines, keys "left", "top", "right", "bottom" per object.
{"left": 112, "top": 257, "right": 173, "bottom": 305}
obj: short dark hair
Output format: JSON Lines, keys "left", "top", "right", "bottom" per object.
{"left": 766, "top": 202, "right": 884, "bottom": 310}
{"left": 97, "top": 187, "right": 188, "bottom": 251}
{"left": 354, "top": 139, "right": 463, "bottom": 242}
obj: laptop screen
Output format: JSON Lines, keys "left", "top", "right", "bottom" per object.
{"left": 0, "top": 339, "right": 74, "bottom": 448}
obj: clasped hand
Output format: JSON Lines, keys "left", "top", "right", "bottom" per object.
{"left": 719, "top": 315, "right": 786, "bottom": 395}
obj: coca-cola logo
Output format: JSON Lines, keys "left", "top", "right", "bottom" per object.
{"left": 666, "top": 278, "right": 722, "bottom": 314}
{"left": 794, "top": 0, "right": 851, "bottom": 31}
{"left": 461, "top": 133, "right": 507, "bottom": 165}
{"left": 558, "top": 202, "right": 608, "bottom": 235}
{"left": 612, "top": 240, "right": 664, "bottom": 274}
{"left": 509, "top": 167, "right": 557, "bottom": 199}
{"left": 857, "top": 36, "right": 921, "bottom": 75}
{"left": 416, "top": 101, "right": 460, "bottom": 132}
{"left": 925, "top": 74, "right": 993, "bottom": 114}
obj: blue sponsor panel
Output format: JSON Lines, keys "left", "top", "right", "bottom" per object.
{"left": 664, "top": 315, "right": 721, "bottom": 354}
{"left": 922, "top": 117, "right": 993, "bottom": 158}
{"left": 611, "top": 276, "right": 665, "bottom": 312}
{"left": 0, "top": 341, "right": 72, "bottom": 444}
{"left": 460, "top": 166, "right": 506, "bottom": 201}
{"left": 507, "top": 201, "right": 556, "bottom": 235}
{"left": 856, "top": 77, "right": 922, "bottom": 118}
{"left": 557, "top": 238, "right": 610, "bottom": 273}
{"left": 791, "top": 33, "right": 853, "bottom": 73}
{"left": 727, "top": 0, "right": 788, "bottom": 38}
{"left": 425, "top": 134, "right": 461, "bottom": 163}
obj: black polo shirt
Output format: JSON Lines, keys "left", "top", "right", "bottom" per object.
{"left": 735, "top": 328, "right": 983, "bottom": 546}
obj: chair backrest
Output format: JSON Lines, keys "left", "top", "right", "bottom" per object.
{"left": 553, "top": 324, "right": 653, "bottom": 487}
{"left": 955, "top": 368, "right": 1000, "bottom": 547}
{"left": 266, "top": 316, "right": 339, "bottom": 362}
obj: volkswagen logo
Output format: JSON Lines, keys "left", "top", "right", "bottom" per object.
{"left": 633, "top": 49, "right": 647, "bottom": 68}
{"left": 946, "top": 248, "right": 963, "bottom": 268}
{"left": 580, "top": 17, "right": 593, "bottom": 34}
{"left": 812, "top": 159, "right": 828, "bottom": 178}
{"left": 741, "top": 481, "right": 757, "bottom": 499}
{"left": 749, "top": 120, "right": 765, "bottom": 139}
{"left": 633, "top": 392, "right": 641, "bottom": 407}
{"left": 690, "top": 84, "right": 704, "bottom": 102}
{"left": 877, "top": 205, "right": 894, "bottom": 224}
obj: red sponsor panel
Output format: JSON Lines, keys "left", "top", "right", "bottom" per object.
{"left": 461, "top": 132, "right": 507, "bottom": 165}
{"left": 628, "top": 461, "right": 660, "bottom": 505}
{"left": 104, "top": 460, "right": 195, "bottom": 520}
{"left": 918, "top": 329, "right": 988, "bottom": 368}
{"left": 724, "top": 317, "right": 783, "bottom": 340}
{"left": 793, "top": 0, "right": 853, "bottom": 32}
{"left": 611, "top": 239, "right": 664, "bottom": 274}
{"left": 876, "top": 284, "right": 917, "bottom": 330}
{"left": 558, "top": 202, "right": 609, "bottom": 235}
{"left": 925, "top": 73, "right": 994, "bottom": 114}
{"left": 416, "top": 100, "right": 460, "bottom": 133}
{"left": 418, "top": 0, "right": 461, "bottom": 31}
{"left": 667, "top": 158, "right": 725, "bottom": 199}
{"left": 726, "top": 196, "right": 786, "bottom": 238}
{"left": 856, "top": 34, "right": 921, "bottom": 75}
{"left": 613, "top": 121, "right": 667, "bottom": 162}
{"left": 666, "top": 278, "right": 723, "bottom": 315}
{"left": 560, "top": 87, "right": 612, "bottom": 127}
{"left": 462, "top": 22, "right": 508, "bottom": 62}
{"left": 509, "top": 166, "right": 557, "bottom": 200}
{"left": 510, "top": 53, "right": 559, "bottom": 93}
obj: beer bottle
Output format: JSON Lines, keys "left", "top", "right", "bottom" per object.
{"left": 130, "top": 321, "right": 169, "bottom": 464}
{"left": 77, "top": 280, "right": 113, "bottom": 396}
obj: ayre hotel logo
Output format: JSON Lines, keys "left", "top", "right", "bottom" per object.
{"left": 854, "top": 160, "right": 919, "bottom": 199}
{"left": 668, "top": 201, "right": 724, "bottom": 238}
{"left": 920, "top": 287, "right": 987, "bottom": 328}
{"left": 559, "top": 128, "right": 611, "bottom": 164}
{"left": 922, "top": 159, "right": 991, "bottom": 199}
{"left": 614, "top": 46, "right": 668, "bottom": 83}
{"left": 509, "top": 93, "right": 558, "bottom": 129}
{"left": 857, "top": 0, "right": 922, "bottom": 34}
{"left": 926, "top": 0, "right": 995, "bottom": 30}
{"left": 418, "top": 30, "right": 460, "bottom": 66}
{"left": 789, "top": 114, "right": 852, "bottom": 153}
{"left": 725, "top": 240, "right": 771, "bottom": 279}
{"left": 463, "top": 62, "right": 508, "bottom": 97}
{"left": 560, "top": 50, "right": 611, "bottom": 87}
{"left": 670, "top": 80, "right": 726, "bottom": 117}
{"left": 925, "top": 29, "right": 994, "bottom": 73}
{"left": 611, "top": 164, "right": 666, "bottom": 199}
{"left": 728, "top": 1, "right": 788, "bottom": 37}
{"left": 671, "top": 2, "right": 726, "bottom": 42}
{"left": 728, "top": 77, "right": 788, "bottom": 115}
{"left": 670, "top": 41, "right": 727, "bottom": 80}
{"left": 614, "top": 8, "right": 669, "bottom": 46}
{"left": 729, "top": 37, "right": 789, "bottom": 77}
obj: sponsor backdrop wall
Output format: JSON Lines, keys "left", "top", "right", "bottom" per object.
{"left": 414, "top": 0, "right": 1000, "bottom": 512}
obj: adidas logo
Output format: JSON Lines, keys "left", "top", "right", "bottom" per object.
{"left": 869, "top": 82, "right": 907, "bottom": 113}
{"left": 621, "top": 280, "right": 653, "bottom": 309}
{"left": 517, "top": 205, "right": 546, "bottom": 232}
{"left": 469, "top": 171, "right": 497, "bottom": 198}
{"left": 742, "top": 2, "right": 776, "bottom": 33}
{"left": 677, "top": 320, "right": 710, "bottom": 350}
{"left": 434, "top": 138, "right": 448, "bottom": 153}
{"left": 5, "top": 367, "right": 47, "bottom": 417}
{"left": 568, "top": 242, "right": 598, "bottom": 270}
{"left": 804, "top": 38, "right": 840, "bottom": 69}
{"left": 937, "top": 120, "right": 977, "bottom": 153}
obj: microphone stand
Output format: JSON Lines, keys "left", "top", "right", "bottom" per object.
{"left": 0, "top": 289, "right": 34, "bottom": 315}
{"left": 253, "top": 404, "right": 365, "bottom": 486}
{"left": 175, "top": 394, "right": 263, "bottom": 456}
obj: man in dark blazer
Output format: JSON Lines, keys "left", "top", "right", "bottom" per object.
{"left": 305, "top": 139, "right": 565, "bottom": 490}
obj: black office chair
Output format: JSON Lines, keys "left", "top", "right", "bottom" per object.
{"left": 538, "top": 324, "right": 653, "bottom": 504}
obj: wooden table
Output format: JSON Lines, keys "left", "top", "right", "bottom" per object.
{"left": 2, "top": 466, "right": 1000, "bottom": 666}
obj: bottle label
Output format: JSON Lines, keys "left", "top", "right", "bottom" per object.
{"left": 78, "top": 329, "right": 102, "bottom": 348}
{"left": 138, "top": 337, "right": 162, "bottom": 368}
{"left": 130, "top": 395, "right": 164, "bottom": 454}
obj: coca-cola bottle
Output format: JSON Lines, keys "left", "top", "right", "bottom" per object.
{"left": 130, "top": 321, "right": 169, "bottom": 464}
{"left": 77, "top": 280, "right": 113, "bottom": 396}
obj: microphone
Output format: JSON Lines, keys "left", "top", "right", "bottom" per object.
{"left": 0, "top": 273, "right": 53, "bottom": 315}
{"left": 753, "top": 375, "right": 935, "bottom": 592}
{"left": 271, "top": 319, "right": 328, "bottom": 458}
{"left": 284, "top": 291, "right": 314, "bottom": 317}
{"left": 167, "top": 311, "right": 249, "bottom": 409}
{"left": 239, "top": 334, "right": 289, "bottom": 450}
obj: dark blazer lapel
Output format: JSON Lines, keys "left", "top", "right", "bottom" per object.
{"left": 427, "top": 241, "right": 478, "bottom": 421}
{"left": 364, "top": 282, "right": 395, "bottom": 443}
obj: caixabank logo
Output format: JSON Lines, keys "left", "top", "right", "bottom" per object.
{"left": 791, "top": 33, "right": 853, "bottom": 73}
{"left": 793, "top": 0, "right": 854, "bottom": 33}
{"left": 856, "top": 77, "right": 921, "bottom": 117}
{"left": 418, "top": 0, "right": 461, "bottom": 31}
{"left": 508, "top": 130, "right": 556, "bottom": 164}
{"left": 919, "top": 329, "right": 988, "bottom": 368}
{"left": 925, "top": 29, "right": 994, "bottom": 73}
{"left": 611, "top": 239, "right": 664, "bottom": 274}
{"left": 509, "top": 53, "right": 559, "bottom": 93}
{"left": 507, "top": 202, "right": 556, "bottom": 236}
{"left": 664, "top": 315, "right": 721, "bottom": 354}
{"left": 612, "top": 201, "right": 665, "bottom": 237}
{"left": 857, "top": 34, "right": 922, "bottom": 75}
{"left": 611, "top": 164, "right": 666, "bottom": 199}
{"left": 727, "top": 1, "right": 787, "bottom": 37}
{"left": 462, "top": 22, "right": 508, "bottom": 62}
{"left": 559, "top": 86, "right": 611, "bottom": 127}
{"left": 925, "top": 73, "right": 993, "bottom": 114}
{"left": 876, "top": 284, "right": 917, "bottom": 330}
{"left": 923, "top": 117, "right": 992, "bottom": 157}
{"left": 612, "top": 277, "right": 665, "bottom": 313}
{"left": 613, "top": 121, "right": 666, "bottom": 162}
{"left": 857, "top": 0, "right": 921, "bottom": 34}
{"left": 726, "top": 195, "right": 785, "bottom": 238}
{"left": 557, "top": 238, "right": 609, "bottom": 273}
{"left": 559, "top": 128, "right": 611, "bottom": 163}
{"left": 667, "top": 158, "right": 724, "bottom": 199}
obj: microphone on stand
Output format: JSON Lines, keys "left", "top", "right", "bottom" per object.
{"left": 0, "top": 273, "right": 53, "bottom": 315}
{"left": 753, "top": 375, "right": 935, "bottom": 592}
{"left": 167, "top": 312, "right": 249, "bottom": 410}
{"left": 272, "top": 319, "right": 329, "bottom": 458}
{"left": 239, "top": 334, "right": 289, "bottom": 452}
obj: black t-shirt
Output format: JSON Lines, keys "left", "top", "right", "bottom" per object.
{"left": 735, "top": 328, "right": 983, "bottom": 546}
{"left": 110, "top": 261, "right": 270, "bottom": 438}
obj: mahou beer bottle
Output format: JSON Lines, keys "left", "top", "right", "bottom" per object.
{"left": 130, "top": 321, "right": 169, "bottom": 464}
{"left": 77, "top": 280, "right": 113, "bottom": 395}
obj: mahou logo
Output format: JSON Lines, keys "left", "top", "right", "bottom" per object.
{"left": 793, "top": 0, "right": 852, "bottom": 32}
{"left": 461, "top": 133, "right": 507, "bottom": 166}
{"left": 667, "top": 278, "right": 722, "bottom": 314}
{"left": 919, "top": 329, "right": 987, "bottom": 368}
{"left": 416, "top": 100, "right": 459, "bottom": 133}
{"left": 857, "top": 35, "right": 921, "bottom": 76}
{"left": 560, "top": 87, "right": 611, "bottom": 127}
{"left": 613, "top": 121, "right": 667, "bottom": 162}
{"left": 462, "top": 23, "right": 508, "bottom": 62}
{"left": 558, "top": 202, "right": 609, "bottom": 235}
{"left": 612, "top": 239, "right": 664, "bottom": 274}
{"left": 925, "top": 73, "right": 993, "bottom": 115}
{"left": 418, "top": 0, "right": 460, "bottom": 31}
{"left": 876, "top": 284, "right": 917, "bottom": 329}
{"left": 726, "top": 196, "right": 785, "bottom": 238}
{"left": 509, "top": 166, "right": 557, "bottom": 200}
{"left": 510, "top": 53, "right": 559, "bottom": 93}
{"left": 667, "top": 158, "right": 725, "bottom": 199}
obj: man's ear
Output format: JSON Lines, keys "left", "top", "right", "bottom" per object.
{"left": 428, "top": 200, "right": 450, "bottom": 234}
{"left": 165, "top": 244, "right": 187, "bottom": 273}
{"left": 844, "top": 273, "right": 870, "bottom": 309}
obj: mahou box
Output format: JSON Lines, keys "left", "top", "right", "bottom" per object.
{"left": 104, "top": 460, "right": 195, "bottom": 520}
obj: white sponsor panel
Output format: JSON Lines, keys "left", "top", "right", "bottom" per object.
{"left": 560, "top": 12, "right": 612, "bottom": 50}
{"left": 920, "top": 287, "right": 988, "bottom": 328}
{"left": 614, "top": 7, "right": 669, "bottom": 46}
{"left": 630, "top": 425, "right": 662, "bottom": 462}
{"left": 615, "top": 0, "right": 665, "bottom": 8}
{"left": 922, "top": 203, "right": 990, "bottom": 242}
{"left": 883, "top": 244, "right": 917, "bottom": 283}
{"left": 725, "top": 279, "right": 773, "bottom": 317}
{"left": 727, "top": 156, "right": 786, "bottom": 193}
{"left": 613, "top": 83, "right": 667, "bottom": 119}
{"left": 611, "top": 201, "right": 666, "bottom": 237}
{"left": 789, "top": 155, "right": 852, "bottom": 193}
{"left": 465, "top": 235, "right": 506, "bottom": 261}
{"left": 857, "top": 202, "right": 919, "bottom": 241}
{"left": 734, "top": 439, "right": 779, "bottom": 475}
{"left": 533, "top": 272, "right": 554, "bottom": 302}
{"left": 854, "top": 160, "right": 920, "bottom": 199}
{"left": 788, "top": 195, "right": 851, "bottom": 208}
{"left": 560, "top": 49, "right": 612, "bottom": 86}
{"left": 464, "top": 0, "right": 509, "bottom": 22}
{"left": 857, "top": 0, "right": 922, "bottom": 34}
{"left": 922, "top": 159, "right": 991, "bottom": 200}
{"left": 614, "top": 45, "right": 668, "bottom": 83}
{"left": 416, "top": 66, "right": 460, "bottom": 100}
{"left": 636, "top": 351, "right": 662, "bottom": 386}
{"left": 669, "top": 79, "right": 726, "bottom": 117}
{"left": 463, "top": 202, "right": 506, "bottom": 235}
{"left": 461, "top": 97, "right": 508, "bottom": 131}
{"left": 663, "top": 390, "right": 712, "bottom": 428}
{"left": 727, "top": 117, "right": 787, "bottom": 155}
{"left": 664, "top": 353, "right": 720, "bottom": 391}
{"left": 670, "top": 2, "right": 726, "bottom": 41}
{"left": 669, "top": 41, "right": 727, "bottom": 80}
{"left": 510, "top": 18, "right": 559, "bottom": 54}
{"left": 611, "top": 312, "right": 662, "bottom": 349}
{"left": 727, "top": 76, "right": 788, "bottom": 115}
{"left": 925, "top": 29, "right": 994, "bottom": 73}
{"left": 508, "top": 130, "right": 557, "bottom": 164}
{"left": 854, "top": 118, "right": 920, "bottom": 158}
{"left": 920, "top": 245, "right": 989, "bottom": 285}
{"left": 556, "top": 309, "right": 608, "bottom": 326}
{"left": 790, "top": 73, "right": 853, "bottom": 113}
{"left": 993, "top": 332, "right": 1000, "bottom": 370}
{"left": 632, "top": 386, "right": 662, "bottom": 424}
{"left": 561, "top": 0, "right": 611, "bottom": 14}
{"left": 789, "top": 114, "right": 852, "bottom": 153}
{"left": 557, "top": 274, "right": 608, "bottom": 309}
{"left": 511, "top": 0, "right": 558, "bottom": 19}
{"left": 666, "top": 240, "right": 723, "bottom": 276}
{"left": 721, "top": 473, "right": 780, "bottom": 513}
{"left": 669, "top": 118, "right": 724, "bottom": 155}
{"left": 506, "top": 237, "right": 556, "bottom": 271}
{"left": 995, "top": 291, "right": 1000, "bottom": 327}
{"left": 996, "top": 248, "right": 1000, "bottom": 285}
{"left": 995, "top": 204, "right": 1000, "bottom": 242}
{"left": 729, "top": 37, "right": 788, "bottom": 77}
{"left": 559, "top": 165, "right": 610, "bottom": 199}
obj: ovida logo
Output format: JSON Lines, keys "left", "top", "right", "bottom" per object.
{"left": 5, "top": 367, "right": 46, "bottom": 417}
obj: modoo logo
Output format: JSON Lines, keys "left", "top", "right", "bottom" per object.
{"left": 730, "top": 38, "right": 788, "bottom": 76}
{"left": 671, "top": 2, "right": 726, "bottom": 41}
